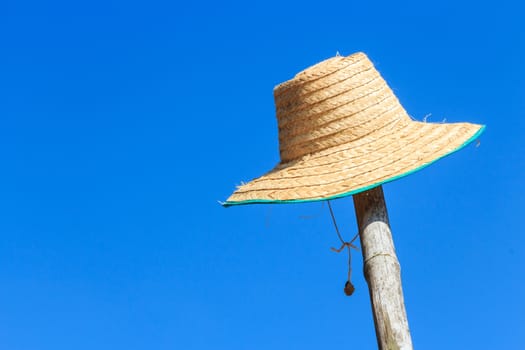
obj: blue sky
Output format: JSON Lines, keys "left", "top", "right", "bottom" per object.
{"left": 0, "top": 0, "right": 523, "bottom": 349}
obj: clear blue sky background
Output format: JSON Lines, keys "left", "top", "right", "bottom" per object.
{"left": 1, "top": 0, "right": 523, "bottom": 349}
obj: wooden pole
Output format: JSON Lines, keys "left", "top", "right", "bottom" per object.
{"left": 353, "top": 186, "right": 413, "bottom": 350}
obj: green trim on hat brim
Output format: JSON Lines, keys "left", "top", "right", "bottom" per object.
{"left": 222, "top": 124, "right": 486, "bottom": 207}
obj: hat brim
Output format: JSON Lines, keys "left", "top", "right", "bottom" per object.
{"left": 223, "top": 122, "right": 484, "bottom": 207}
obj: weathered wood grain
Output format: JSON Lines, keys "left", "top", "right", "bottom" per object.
{"left": 353, "top": 186, "right": 413, "bottom": 350}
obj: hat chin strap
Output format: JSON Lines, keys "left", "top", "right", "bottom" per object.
{"left": 327, "top": 200, "right": 360, "bottom": 296}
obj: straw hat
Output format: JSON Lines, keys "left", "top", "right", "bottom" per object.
{"left": 224, "top": 52, "right": 484, "bottom": 206}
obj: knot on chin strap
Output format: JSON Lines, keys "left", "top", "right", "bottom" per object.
{"left": 327, "top": 200, "right": 360, "bottom": 296}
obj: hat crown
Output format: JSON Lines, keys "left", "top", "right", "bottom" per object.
{"left": 274, "top": 52, "right": 411, "bottom": 163}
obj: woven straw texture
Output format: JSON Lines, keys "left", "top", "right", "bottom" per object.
{"left": 225, "top": 52, "right": 484, "bottom": 206}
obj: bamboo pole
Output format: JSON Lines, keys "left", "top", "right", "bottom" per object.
{"left": 353, "top": 186, "right": 413, "bottom": 350}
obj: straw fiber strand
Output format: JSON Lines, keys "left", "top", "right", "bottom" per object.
{"left": 279, "top": 95, "right": 406, "bottom": 161}
{"left": 275, "top": 53, "right": 367, "bottom": 94}
{"left": 224, "top": 52, "right": 484, "bottom": 205}
{"left": 277, "top": 85, "right": 396, "bottom": 141}
{"left": 275, "top": 60, "right": 375, "bottom": 114}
